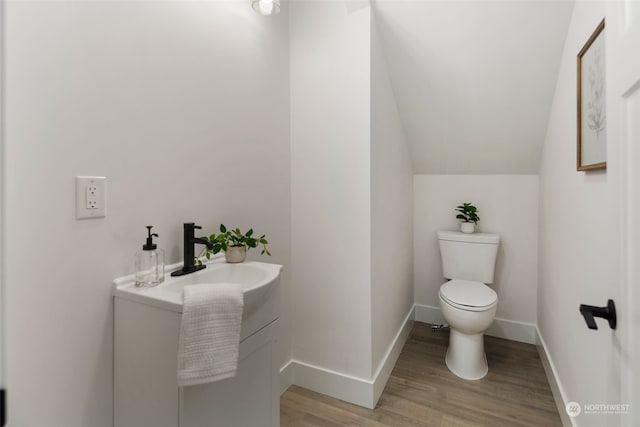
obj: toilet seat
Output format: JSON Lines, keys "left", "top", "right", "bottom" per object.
{"left": 440, "top": 279, "right": 497, "bottom": 312}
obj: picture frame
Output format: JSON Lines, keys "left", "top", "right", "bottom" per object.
{"left": 577, "top": 18, "right": 606, "bottom": 171}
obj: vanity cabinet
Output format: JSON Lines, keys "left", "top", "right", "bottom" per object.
{"left": 113, "top": 263, "right": 280, "bottom": 427}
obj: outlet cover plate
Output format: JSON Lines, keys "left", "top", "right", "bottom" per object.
{"left": 76, "top": 176, "right": 106, "bottom": 219}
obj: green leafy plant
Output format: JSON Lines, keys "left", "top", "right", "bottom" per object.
{"left": 455, "top": 202, "right": 480, "bottom": 224}
{"left": 195, "top": 224, "right": 270, "bottom": 266}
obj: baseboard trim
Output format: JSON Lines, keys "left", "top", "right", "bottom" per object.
{"left": 371, "top": 305, "right": 415, "bottom": 405}
{"left": 414, "top": 303, "right": 446, "bottom": 325}
{"left": 536, "top": 327, "right": 574, "bottom": 427}
{"left": 280, "top": 360, "right": 294, "bottom": 396}
{"left": 280, "top": 305, "right": 414, "bottom": 408}
{"left": 288, "top": 359, "right": 374, "bottom": 408}
{"left": 414, "top": 303, "right": 537, "bottom": 344}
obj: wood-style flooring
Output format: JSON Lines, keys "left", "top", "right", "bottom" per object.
{"left": 281, "top": 322, "right": 561, "bottom": 427}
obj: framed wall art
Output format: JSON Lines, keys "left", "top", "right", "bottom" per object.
{"left": 577, "top": 18, "right": 606, "bottom": 171}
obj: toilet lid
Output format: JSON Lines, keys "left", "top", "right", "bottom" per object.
{"left": 440, "top": 280, "right": 497, "bottom": 309}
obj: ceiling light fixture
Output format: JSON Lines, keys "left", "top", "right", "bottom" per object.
{"left": 251, "top": 0, "right": 280, "bottom": 16}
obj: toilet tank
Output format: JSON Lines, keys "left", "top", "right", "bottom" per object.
{"left": 437, "top": 231, "right": 500, "bottom": 284}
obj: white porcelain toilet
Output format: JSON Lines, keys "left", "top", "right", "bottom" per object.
{"left": 437, "top": 230, "right": 500, "bottom": 380}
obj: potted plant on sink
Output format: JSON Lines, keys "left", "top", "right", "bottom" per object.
{"left": 455, "top": 202, "right": 480, "bottom": 234}
{"left": 196, "top": 224, "right": 270, "bottom": 264}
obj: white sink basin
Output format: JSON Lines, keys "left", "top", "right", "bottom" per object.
{"left": 113, "top": 256, "right": 282, "bottom": 318}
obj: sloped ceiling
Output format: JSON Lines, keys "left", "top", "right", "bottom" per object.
{"left": 372, "top": 0, "right": 574, "bottom": 174}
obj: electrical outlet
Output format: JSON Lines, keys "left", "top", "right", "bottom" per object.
{"left": 86, "top": 185, "right": 99, "bottom": 209}
{"left": 76, "top": 176, "right": 106, "bottom": 219}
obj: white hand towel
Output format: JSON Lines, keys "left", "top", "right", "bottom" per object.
{"left": 177, "top": 282, "right": 244, "bottom": 387}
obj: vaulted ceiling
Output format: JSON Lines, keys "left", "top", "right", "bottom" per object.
{"left": 372, "top": 0, "right": 574, "bottom": 174}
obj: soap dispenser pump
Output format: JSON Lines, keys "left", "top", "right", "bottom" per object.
{"left": 135, "top": 226, "right": 165, "bottom": 287}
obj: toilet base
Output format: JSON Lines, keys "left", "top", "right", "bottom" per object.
{"left": 444, "top": 328, "right": 488, "bottom": 380}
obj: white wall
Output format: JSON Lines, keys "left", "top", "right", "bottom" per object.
{"left": 290, "top": 1, "right": 372, "bottom": 379}
{"left": 4, "top": 2, "right": 290, "bottom": 426}
{"left": 371, "top": 0, "right": 573, "bottom": 174}
{"left": 538, "top": 1, "right": 622, "bottom": 425}
{"left": 370, "top": 18, "right": 413, "bottom": 372}
{"left": 414, "top": 175, "right": 538, "bottom": 324}
{"left": 0, "top": 0, "right": 5, "bottom": 395}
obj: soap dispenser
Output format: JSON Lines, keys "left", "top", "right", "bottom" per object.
{"left": 135, "top": 226, "right": 165, "bottom": 287}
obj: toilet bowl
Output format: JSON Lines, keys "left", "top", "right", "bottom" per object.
{"left": 439, "top": 279, "right": 497, "bottom": 380}
{"left": 436, "top": 230, "right": 500, "bottom": 379}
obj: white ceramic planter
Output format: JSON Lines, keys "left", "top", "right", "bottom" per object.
{"left": 460, "top": 222, "right": 475, "bottom": 234}
{"left": 225, "top": 245, "right": 247, "bottom": 263}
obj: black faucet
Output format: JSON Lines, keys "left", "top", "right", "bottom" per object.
{"left": 171, "top": 223, "right": 215, "bottom": 277}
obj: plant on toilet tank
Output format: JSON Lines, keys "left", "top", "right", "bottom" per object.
{"left": 455, "top": 202, "right": 480, "bottom": 234}
{"left": 196, "top": 224, "right": 270, "bottom": 264}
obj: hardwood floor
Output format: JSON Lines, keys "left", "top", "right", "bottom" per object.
{"left": 281, "top": 322, "right": 562, "bottom": 426}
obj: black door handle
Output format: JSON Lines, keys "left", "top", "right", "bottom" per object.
{"left": 579, "top": 299, "right": 616, "bottom": 330}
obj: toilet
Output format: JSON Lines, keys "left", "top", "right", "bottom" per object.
{"left": 437, "top": 230, "right": 500, "bottom": 380}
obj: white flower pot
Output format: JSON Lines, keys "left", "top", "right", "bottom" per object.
{"left": 460, "top": 222, "right": 475, "bottom": 234}
{"left": 225, "top": 246, "right": 247, "bottom": 263}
